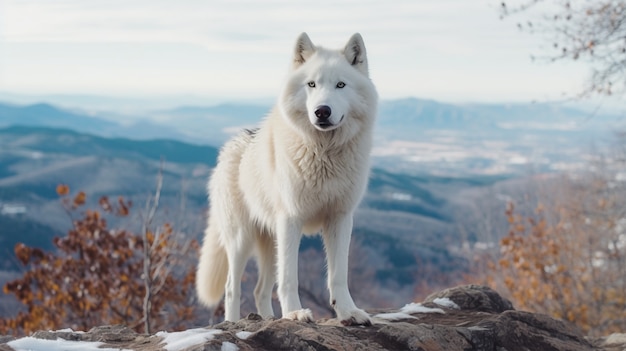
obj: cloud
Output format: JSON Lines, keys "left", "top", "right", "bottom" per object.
{"left": 1, "top": 0, "right": 510, "bottom": 49}
{"left": 0, "top": 0, "right": 592, "bottom": 103}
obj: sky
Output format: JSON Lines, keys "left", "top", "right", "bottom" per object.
{"left": 0, "top": 0, "right": 612, "bottom": 108}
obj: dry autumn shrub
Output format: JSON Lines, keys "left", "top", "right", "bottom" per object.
{"left": 0, "top": 186, "right": 199, "bottom": 335}
{"left": 487, "top": 175, "right": 626, "bottom": 336}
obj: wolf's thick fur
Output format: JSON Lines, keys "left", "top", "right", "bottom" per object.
{"left": 196, "top": 32, "right": 378, "bottom": 326}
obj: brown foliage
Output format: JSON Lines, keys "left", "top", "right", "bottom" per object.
{"left": 0, "top": 186, "right": 199, "bottom": 336}
{"left": 487, "top": 183, "right": 626, "bottom": 335}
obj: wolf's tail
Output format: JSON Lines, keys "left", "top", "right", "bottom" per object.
{"left": 196, "top": 225, "right": 228, "bottom": 307}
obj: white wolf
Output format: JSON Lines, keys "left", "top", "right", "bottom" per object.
{"left": 196, "top": 32, "right": 378, "bottom": 326}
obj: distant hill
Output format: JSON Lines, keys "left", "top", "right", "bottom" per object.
{"left": 0, "top": 102, "right": 191, "bottom": 141}
{"left": 0, "top": 102, "right": 118, "bottom": 131}
{"left": 376, "top": 98, "right": 606, "bottom": 130}
{"left": 0, "top": 125, "right": 218, "bottom": 165}
{"left": 0, "top": 126, "right": 219, "bottom": 238}
{"left": 0, "top": 126, "right": 219, "bottom": 270}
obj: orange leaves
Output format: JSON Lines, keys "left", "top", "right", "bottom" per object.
{"left": 57, "top": 185, "right": 132, "bottom": 223}
{"left": 500, "top": 236, "right": 511, "bottom": 247}
{"left": 73, "top": 191, "right": 86, "bottom": 207}
{"left": 56, "top": 184, "right": 70, "bottom": 196}
{"left": 494, "top": 202, "right": 568, "bottom": 312}
{"left": 57, "top": 184, "right": 86, "bottom": 209}
{"left": 145, "top": 231, "right": 155, "bottom": 245}
{"left": 14, "top": 243, "right": 32, "bottom": 265}
{"left": 486, "top": 190, "right": 626, "bottom": 336}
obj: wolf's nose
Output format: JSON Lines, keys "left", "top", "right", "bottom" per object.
{"left": 314, "top": 105, "right": 332, "bottom": 120}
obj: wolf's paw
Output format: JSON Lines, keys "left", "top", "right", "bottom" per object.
{"left": 284, "top": 308, "right": 314, "bottom": 322}
{"left": 338, "top": 308, "right": 372, "bottom": 326}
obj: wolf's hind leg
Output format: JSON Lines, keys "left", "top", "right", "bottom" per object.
{"left": 254, "top": 233, "right": 276, "bottom": 318}
{"left": 224, "top": 232, "right": 252, "bottom": 322}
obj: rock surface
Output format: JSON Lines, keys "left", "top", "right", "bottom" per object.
{"left": 0, "top": 285, "right": 607, "bottom": 351}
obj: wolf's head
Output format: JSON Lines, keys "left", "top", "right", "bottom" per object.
{"left": 279, "top": 33, "right": 378, "bottom": 143}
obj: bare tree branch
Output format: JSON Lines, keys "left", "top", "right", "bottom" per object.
{"left": 501, "top": 0, "right": 626, "bottom": 97}
{"left": 141, "top": 161, "right": 164, "bottom": 334}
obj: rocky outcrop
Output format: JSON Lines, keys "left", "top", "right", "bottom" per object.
{"left": 0, "top": 285, "right": 606, "bottom": 351}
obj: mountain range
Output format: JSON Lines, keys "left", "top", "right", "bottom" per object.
{"left": 0, "top": 97, "right": 621, "bottom": 311}
{"left": 1, "top": 98, "right": 620, "bottom": 176}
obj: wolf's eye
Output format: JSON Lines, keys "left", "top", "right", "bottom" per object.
{"left": 336, "top": 81, "right": 346, "bottom": 89}
{"left": 307, "top": 81, "right": 316, "bottom": 88}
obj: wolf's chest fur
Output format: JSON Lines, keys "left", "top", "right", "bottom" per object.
{"left": 290, "top": 143, "right": 350, "bottom": 186}
{"left": 284, "top": 139, "right": 365, "bottom": 211}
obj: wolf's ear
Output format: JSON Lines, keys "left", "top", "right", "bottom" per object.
{"left": 344, "top": 33, "right": 369, "bottom": 76}
{"left": 293, "top": 32, "right": 315, "bottom": 68}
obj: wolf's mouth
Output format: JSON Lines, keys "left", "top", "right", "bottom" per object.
{"left": 315, "top": 115, "right": 344, "bottom": 130}
{"left": 315, "top": 121, "right": 334, "bottom": 129}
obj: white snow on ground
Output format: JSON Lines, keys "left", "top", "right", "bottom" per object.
{"left": 7, "top": 328, "right": 226, "bottom": 351}
{"left": 5, "top": 303, "right": 455, "bottom": 351}
{"left": 235, "top": 331, "right": 254, "bottom": 340}
{"left": 373, "top": 311, "right": 418, "bottom": 320}
{"left": 433, "top": 297, "right": 460, "bottom": 309}
{"left": 8, "top": 337, "right": 133, "bottom": 351}
{"left": 374, "top": 302, "right": 446, "bottom": 321}
{"left": 221, "top": 341, "right": 239, "bottom": 351}
{"left": 156, "top": 328, "right": 222, "bottom": 351}
{"left": 400, "top": 302, "right": 445, "bottom": 314}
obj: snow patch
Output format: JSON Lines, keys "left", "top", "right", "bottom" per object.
{"left": 374, "top": 302, "right": 446, "bottom": 321}
{"left": 8, "top": 337, "right": 132, "bottom": 351}
{"left": 221, "top": 341, "right": 239, "bottom": 351}
{"left": 400, "top": 302, "right": 445, "bottom": 314}
{"left": 156, "top": 328, "right": 221, "bottom": 351}
{"left": 373, "top": 312, "right": 418, "bottom": 320}
{"left": 236, "top": 331, "right": 254, "bottom": 340}
{"left": 52, "top": 328, "right": 80, "bottom": 333}
{"left": 433, "top": 297, "right": 460, "bottom": 309}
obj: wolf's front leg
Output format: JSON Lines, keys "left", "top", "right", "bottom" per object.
{"left": 323, "top": 215, "right": 372, "bottom": 326}
{"left": 275, "top": 216, "right": 313, "bottom": 322}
